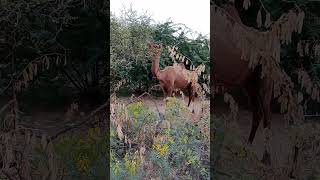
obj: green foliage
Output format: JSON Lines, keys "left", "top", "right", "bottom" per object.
{"left": 110, "top": 7, "right": 154, "bottom": 93}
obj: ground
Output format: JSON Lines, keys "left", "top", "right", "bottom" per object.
{"left": 1, "top": 94, "right": 317, "bottom": 168}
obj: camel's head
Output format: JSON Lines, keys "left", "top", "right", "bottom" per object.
{"left": 147, "top": 42, "right": 163, "bottom": 56}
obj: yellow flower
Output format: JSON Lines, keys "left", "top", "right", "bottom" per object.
{"left": 168, "top": 136, "right": 174, "bottom": 145}
{"left": 238, "top": 146, "right": 247, "bottom": 158}
{"left": 153, "top": 143, "right": 169, "bottom": 157}
{"left": 113, "top": 160, "right": 121, "bottom": 176}
{"left": 124, "top": 152, "right": 140, "bottom": 176}
{"left": 159, "top": 144, "right": 169, "bottom": 156}
{"left": 133, "top": 111, "right": 139, "bottom": 118}
{"left": 76, "top": 157, "right": 90, "bottom": 174}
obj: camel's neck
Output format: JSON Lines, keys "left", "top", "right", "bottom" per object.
{"left": 151, "top": 49, "right": 162, "bottom": 78}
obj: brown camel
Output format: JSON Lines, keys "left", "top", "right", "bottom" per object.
{"left": 211, "top": 3, "right": 273, "bottom": 165}
{"left": 147, "top": 42, "right": 197, "bottom": 107}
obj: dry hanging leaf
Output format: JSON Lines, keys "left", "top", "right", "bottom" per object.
{"left": 314, "top": 44, "right": 320, "bottom": 57}
{"left": 175, "top": 54, "right": 180, "bottom": 60}
{"left": 298, "top": 92, "right": 303, "bottom": 103}
{"left": 26, "top": 130, "right": 31, "bottom": 144}
{"left": 297, "top": 42, "right": 303, "bottom": 57}
{"left": 41, "top": 134, "right": 47, "bottom": 149}
{"left": 179, "top": 55, "right": 183, "bottom": 62}
{"left": 298, "top": 11, "right": 305, "bottom": 33}
{"left": 257, "top": 8, "right": 262, "bottom": 28}
{"left": 56, "top": 56, "right": 60, "bottom": 65}
{"left": 311, "top": 87, "right": 318, "bottom": 100}
{"left": 64, "top": 56, "right": 67, "bottom": 66}
{"left": 28, "top": 64, "right": 34, "bottom": 81}
{"left": 34, "top": 63, "right": 38, "bottom": 76}
{"left": 5, "top": 147, "right": 14, "bottom": 168}
{"left": 20, "top": 158, "right": 32, "bottom": 180}
{"left": 181, "top": 56, "right": 185, "bottom": 62}
{"left": 15, "top": 81, "right": 22, "bottom": 92}
{"left": 265, "top": 12, "right": 271, "bottom": 28}
{"left": 243, "top": 0, "right": 251, "bottom": 10}
{"left": 44, "top": 56, "right": 50, "bottom": 70}
{"left": 31, "top": 133, "right": 36, "bottom": 146}
{"left": 305, "top": 43, "right": 309, "bottom": 55}
{"left": 23, "top": 69, "right": 29, "bottom": 82}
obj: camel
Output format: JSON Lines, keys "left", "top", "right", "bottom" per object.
{"left": 147, "top": 42, "right": 197, "bottom": 107}
{"left": 211, "top": 3, "right": 273, "bottom": 165}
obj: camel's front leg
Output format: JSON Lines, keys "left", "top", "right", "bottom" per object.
{"left": 262, "top": 127, "right": 271, "bottom": 165}
{"left": 166, "top": 87, "right": 174, "bottom": 97}
{"left": 161, "top": 84, "right": 170, "bottom": 103}
{"left": 261, "top": 78, "right": 272, "bottom": 166}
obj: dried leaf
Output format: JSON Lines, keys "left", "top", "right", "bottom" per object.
{"left": 297, "top": 42, "right": 303, "bottom": 57}
{"left": 15, "top": 81, "right": 22, "bottom": 92}
{"left": 175, "top": 54, "right": 180, "bottom": 60}
{"left": 26, "top": 130, "right": 31, "bottom": 144}
{"left": 298, "top": 11, "right": 305, "bottom": 33}
{"left": 298, "top": 92, "right": 303, "bottom": 103}
{"left": 23, "top": 69, "right": 29, "bottom": 82}
{"left": 28, "top": 64, "right": 34, "bottom": 81}
{"left": 44, "top": 56, "right": 50, "bottom": 70}
{"left": 314, "top": 44, "right": 320, "bottom": 57}
{"left": 31, "top": 133, "right": 36, "bottom": 146}
{"left": 64, "top": 56, "right": 67, "bottom": 66}
{"left": 41, "top": 134, "right": 47, "bottom": 149}
{"left": 305, "top": 43, "right": 309, "bottom": 55}
{"left": 311, "top": 87, "right": 318, "bottom": 100}
{"left": 265, "top": 12, "right": 271, "bottom": 28}
{"left": 257, "top": 8, "right": 262, "bottom": 28}
{"left": 34, "top": 63, "right": 38, "bottom": 76}
{"left": 243, "top": 0, "right": 251, "bottom": 10}
{"left": 116, "top": 125, "right": 124, "bottom": 140}
{"left": 139, "top": 145, "right": 146, "bottom": 163}
{"left": 56, "top": 56, "right": 60, "bottom": 65}
{"left": 181, "top": 56, "right": 185, "bottom": 63}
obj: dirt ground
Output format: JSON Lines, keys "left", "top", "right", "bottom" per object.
{"left": 118, "top": 95, "right": 294, "bottom": 167}
{"left": 0, "top": 95, "right": 313, "bottom": 167}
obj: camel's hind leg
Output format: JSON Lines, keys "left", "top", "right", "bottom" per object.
{"left": 246, "top": 84, "right": 263, "bottom": 144}
{"left": 186, "top": 83, "right": 195, "bottom": 113}
{"left": 260, "top": 77, "right": 273, "bottom": 166}
{"left": 246, "top": 66, "right": 272, "bottom": 165}
{"left": 161, "top": 82, "right": 173, "bottom": 103}
{"left": 160, "top": 84, "right": 170, "bottom": 103}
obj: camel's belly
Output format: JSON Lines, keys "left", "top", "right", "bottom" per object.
{"left": 174, "top": 77, "right": 189, "bottom": 89}
{"left": 211, "top": 34, "right": 252, "bottom": 87}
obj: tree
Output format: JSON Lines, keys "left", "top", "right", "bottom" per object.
{"left": 111, "top": 6, "right": 209, "bottom": 94}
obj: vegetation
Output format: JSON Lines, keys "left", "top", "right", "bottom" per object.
{"left": 110, "top": 97, "right": 210, "bottom": 179}
{"left": 110, "top": 6, "right": 209, "bottom": 94}
{"left": 109, "top": 5, "right": 210, "bottom": 179}
{"left": 0, "top": 0, "right": 109, "bottom": 179}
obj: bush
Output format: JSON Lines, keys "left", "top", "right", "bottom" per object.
{"left": 110, "top": 97, "right": 210, "bottom": 179}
